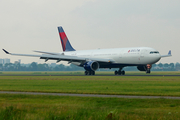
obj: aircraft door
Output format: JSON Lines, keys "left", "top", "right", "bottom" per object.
{"left": 140, "top": 49, "right": 144, "bottom": 58}
{"left": 140, "top": 49, "right": 146, "bottom": 63}
{"left": 119, "top": 49, "right": 124, "bottom": 58}
{"left": 119, "top": 53, "right": 122, "bottom": 58}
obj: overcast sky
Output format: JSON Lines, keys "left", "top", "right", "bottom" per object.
{"left": 0, "top": 0, "right": 179, "bottom": 64}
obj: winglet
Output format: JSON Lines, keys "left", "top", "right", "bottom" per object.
{"left": 168, "top": 50, "right": 171, "bottom": 55}
{"left": 2, "top": 49, "right": 10, "bottom": 54}
{"left": 161, "top": 50, "right": 172, "bottom": 57}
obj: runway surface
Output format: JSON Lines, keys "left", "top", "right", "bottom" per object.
{"left": 1, "top": 91, "right": 180, "bottom": 100}
{"left": 0, "top": 74, "right": 180, "bottom": 76}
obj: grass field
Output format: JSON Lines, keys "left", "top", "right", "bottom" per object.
{"left": 0, "top": 73, "right": 180, "bottom": 96}
{"left": 0, "top": 94, "right": 180, "bottom": 120}
{"left": 0, "top": 71, "right": 180, "bottom": 119}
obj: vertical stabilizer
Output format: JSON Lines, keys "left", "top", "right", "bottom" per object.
{"left": 58, "top": 26, "right": 76, "bottom": 52}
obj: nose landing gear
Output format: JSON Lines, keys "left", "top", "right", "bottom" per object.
{"left": 146, "top": 64, "right": 152, "bottom": 74}
{"left": 146, "top": 69, "right": 151, "bottom": 74}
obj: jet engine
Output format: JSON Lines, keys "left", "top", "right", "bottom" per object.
{"left": 83, "top": 61, "right": 99, "bottom": 71}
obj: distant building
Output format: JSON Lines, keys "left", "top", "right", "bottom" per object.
{"left": 0, "top": 58, "right": 10, "bottom": 65}
{"left": 18, "top": 59, "right": 21, "bottom": 64}
{"left": 14, "top": 61, "right": 19, "bottom": 64}
{"left": 4, "top": 58, "right": 10, "bottom": 64}
{"left": 14, "top": 59, "right": 21, "bottom": 64}
{"left": 0, "top": 59, "right": 4, "bottom": 64}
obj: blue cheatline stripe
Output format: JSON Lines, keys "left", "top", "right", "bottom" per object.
{"left": 58, "top": 26, "right": 64, "bottom": 33}
{"left": 65, "top": 40, "right": 76, "bottom": 51}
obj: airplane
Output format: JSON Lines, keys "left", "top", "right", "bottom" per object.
{"left": 3, "top": 26, "right": 172, "bottom": 75}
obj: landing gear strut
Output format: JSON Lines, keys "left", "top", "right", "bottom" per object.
{"left": 146, "top": 69, "right": 151, "bottom": 74}
{"left": 85, "top": 70, "right": 95, "bottom": 75}
{"left": 114, "top": 68, "right": 125, "bottom": 75}
{"left": 146, "top": 64, "right": 151, "bottom": 74}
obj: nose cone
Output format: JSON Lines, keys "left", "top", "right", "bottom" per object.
{"left": 146, "top": 54, "right": 161, "bottom": 64}
{"left": 153, "top": 54, "right": 161, "bottom": 63}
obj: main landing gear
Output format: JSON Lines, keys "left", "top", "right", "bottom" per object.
{"left": 114, "top": 68, "right": 125, "bottom": 75}
{"left": 85, "top": 70, "right": 95, "bottom": 75}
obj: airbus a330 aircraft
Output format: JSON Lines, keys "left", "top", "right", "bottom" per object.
{"left": 3, "top": 26, "right": 172, "bottom": 75}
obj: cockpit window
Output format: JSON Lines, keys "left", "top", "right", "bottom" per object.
{"left": 150, "top": 51, "right": 159, "bottom": 54}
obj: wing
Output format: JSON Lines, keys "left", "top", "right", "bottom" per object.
{"left": 2, "top": 49, "right": 115, "bottom": 64}
{"left": 161, "top": 50, "right": 172, "bottom": 58}
{"left": 33, "top": 50, "right": 61, "bottom": 55}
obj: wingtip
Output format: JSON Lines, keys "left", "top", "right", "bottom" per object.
{"left": 2, "top": 49, "right": 10, "bottom": 54}
{"left": 168, "top": 50, "right": 171, "bottom": 55}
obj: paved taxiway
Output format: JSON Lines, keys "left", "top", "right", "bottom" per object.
{"left": 0, "top": 91, "right": 180, "bottom": 100}
{"left": 0, "top": 74, "right": 180, "bottom": 76}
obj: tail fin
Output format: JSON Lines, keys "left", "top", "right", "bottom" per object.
{"left": 58, "top": 26, "right": 75, "bottom": 52}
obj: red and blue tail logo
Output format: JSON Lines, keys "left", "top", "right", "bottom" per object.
{"left": 58, "top": 26, "right": 75, "bottom": 52}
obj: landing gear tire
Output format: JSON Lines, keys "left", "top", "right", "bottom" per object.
{"left": 146, "top": 69, "right": 151, "bottom": 74}
{"left": 92, "top": 71, "right": 95, "bottom": 75}
{"left": 89, "top": 71, "right": 92, "bottom": 75}
{"left": 122, "top": 70, "right": 125, "bottom": 75}
{"left": 114, "top": 69, "right": 125, "bottom": 75}
{"left": 85, "top": 71, "right": 95, "bottom": 75}
{"left": 85, "top": 71, "right": 88, "bottom": 75}
{"left": 118, "top": 71, "right": 122, "bottom": 75}
{"left": 115, "top": 71, "right": 118, "bottom": 75}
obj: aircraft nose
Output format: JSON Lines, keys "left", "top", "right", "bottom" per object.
{"left": 156, "top": 54, "right": 161, "bottom": 62}
{"left": 151, "top": 54, "right": 161, "bottom": 63}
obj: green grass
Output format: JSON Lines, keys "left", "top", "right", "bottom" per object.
{"left": 0, "top": 75, "right": 180, "bottom": 96}
{"left": 0, "top": 72, "right": 180, "bottom": 119}
{"left": 0, "top": 94, "right": 180, "bottom": 120}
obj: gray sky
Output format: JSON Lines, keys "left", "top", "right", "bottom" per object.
{"left": 0, "top": 0, "right": 179, "bottom": 64}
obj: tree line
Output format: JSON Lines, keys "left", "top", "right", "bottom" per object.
{"left": 0, "top": 62, "right": 180, "bottom": 71}
{"left": 0, "top": 62, "right": 84, "bottom": 71}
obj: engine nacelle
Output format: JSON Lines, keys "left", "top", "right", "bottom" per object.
{"left": 137, "top": 65, "right": 147, "bottom": 71}
{"left": 83, "top": 61, "right": 99, "bottom": 71}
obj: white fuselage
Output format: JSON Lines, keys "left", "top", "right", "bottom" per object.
{"left": 62, "top": 47, "right": 161, "bottom": 66}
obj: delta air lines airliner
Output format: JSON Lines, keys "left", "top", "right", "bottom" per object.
{"left": 3, "top": 26, "right": 172, "bottom": 75}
